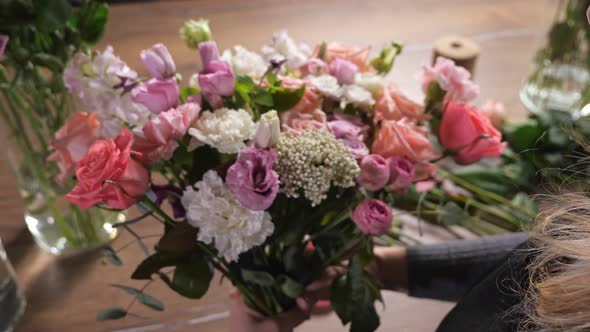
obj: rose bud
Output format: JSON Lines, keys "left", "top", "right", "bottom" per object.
{"left": 254, "top": 110, "right": 281, "bottom": 149}
{"left": 357, "top": 154, "right": 390, "bottom": 191}
{"left": 387, "top": 156, "right": 415, "bottom": 192}
{"left": 351, "top": 199, "right": 393, "bottom": 236}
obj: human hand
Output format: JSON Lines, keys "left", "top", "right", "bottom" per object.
{"left": 370, "top": 246, "right": 408, "bottom": 292}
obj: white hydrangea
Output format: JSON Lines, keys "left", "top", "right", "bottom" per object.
{"left": 188, "top": 108, "right": 255, "bottom": 154}
{"left": 222, "top": 45, "right": 268, "bottom": 80}
{"left": 64, "top": 46, "right": 152, "bottom": 138}
{"left": 341, "top": 85, "right": 375, "bottom": 109}
{"left": 308, "top": 74, "right": 342, "bottom": 99}
{"left": 354, "top": 72, "right": 388, "bottom": 96}
{"left": 261, "top": 30, "right": 311, "bottom": 71}
{"left": 182, "top": 171, "right": 274, "bottom": 262}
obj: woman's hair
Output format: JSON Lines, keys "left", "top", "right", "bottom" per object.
{"left": 522, "top": 193, "right": 590, "bottom": 331}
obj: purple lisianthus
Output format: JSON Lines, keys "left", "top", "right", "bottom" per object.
{"left": 341, "top": 138, "right": 369, "bottom": 159}
{"left": 151, "top": 184, "right": 186, "bottom": 218}
{"left": 199, "top": 60, "right": 235, "bottom": 97}
{"left": 329, "top": 58, "right": 358, "bottom": 85}
{"left": 0, "top": 35, "right": 8, "bottom": 60}
{"left": 140, "top": 43, "right": 176, "bottom": 80}
{"left": 387, "top": 156, "right": 415, "bottom": 192}
{"left": 226, "top": 146, "right": 279, "bottom": 211}
{"left": 131, "top": 77, "right": 179, "bottom": 114}
{"left": 357, "top": 154, "right": 390, "bottom": 191}
{"left": 198, "top": 41, "right": 220, "bottom": 68}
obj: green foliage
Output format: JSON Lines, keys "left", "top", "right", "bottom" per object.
{"left": 172, "top": 253, "right": 213, "bottom": 299}
{"left": 102, "top": 247, "right": 122, "bottom": 266}
{"left": 96, "top": 307, "right": 127, "bottom": 321}
{"left": 370, "top": 41, "right": 403, "bottom": 74}
{"left": 110, "top": 284, "right": 164, "bottom": 311}
{"left": 241, "top": 269, "right": 276, "bottom": 287}
{"left": 179, "top": 86, "right": 200, "bottom": 103}
{"left": 439, "top": 202, "right": 471, "bottom": 226}
{"left": 69, "top": 1, "right": 108, "bottom": 45}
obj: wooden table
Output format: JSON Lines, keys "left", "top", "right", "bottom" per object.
{"left": 0, "top": 0, "right": 554, "bottom": 331}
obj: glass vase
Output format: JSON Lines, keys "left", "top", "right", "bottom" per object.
{"left": 0, "top": 238, "right": 26, "bottom": 332}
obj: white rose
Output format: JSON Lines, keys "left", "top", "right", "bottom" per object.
{"left": 308, "top": 74, "right": 342, "bottom": 99}
{"left": 188, "top": 108, "right": 255, "bottom": 154}
{"left": 341, "top": 85, "right": 375, "bottom": 109}
{"left": 254, "top": 110, "right": 281, "bottom": 149}
{"left": 354, "top": 72, "right": 388, "bottom": 96}
{"left": 223, "top": 45, "right": 268, "bottom": 80}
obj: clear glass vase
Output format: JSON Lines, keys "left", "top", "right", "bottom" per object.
{"left": 4, "top": 138, "right": 122, "bottom": 255}
{"left": 0, "top": 238, "right": 26, "bottom": 332}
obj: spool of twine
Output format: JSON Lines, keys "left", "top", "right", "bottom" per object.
{"left": 432, "top": 35, "right": 480, "bottom": 76}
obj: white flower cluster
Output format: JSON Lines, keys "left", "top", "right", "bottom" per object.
{"left": 261, "top": 30, "right": 311, "bottom": 72}
{"left": 63, "top": 46, "right": 152, "bottom": 138}
{"left": 188, "top": 108, "right": 256, "bottom": 154}
{"left": 308, "top": 74, "right": 375, "bottom": 109}
{"left": 275, "top": 129, "right": 360, "bottom": 206}
{"left": 222, "top": 45, "right": 268, "bottom": 80}
{"left": 182, "top": 170, "right": 274, "bottom": 262}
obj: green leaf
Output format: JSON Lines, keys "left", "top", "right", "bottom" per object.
{"left": 330, "top": 276, "right": 351, "bottom": 324}
{"left": 277, "top": 275, "right": 304, "bottom": 299}
{"left": 172, "top": 253, "right": 213, "bottom": 299}
{"left": 440, "top": 202, "right": 470, "bottom": 226}
{"left": 137, "top": 293, "right": 165, "bottom": 312}
{"left": 504, "top": 120, "right": 544, "bottom": 153}
{"left": 452, "top": 165, "right": 515, "bottom": 196}
{"left": 111, "top": 284, "right": 141, "bottom": 295}
{"left": 131, "top": 252, "right": 183, "bottom": 280}
{"left": 271, "top": 85, "right": 305, "bottom": 111}
{"left": 188, "top": 145, "right": 222, "bottom": 184}
{"left": 253, "top": 89, "right": 274, "bottom": 107}
{"left": 74, "top": 2, "right": 108, "bottom": 45}
{"left": 103, "top": 247, "right": 122, "bottom": 266}
{"left": 241, "top": 269, "right": 276, "bottom": 287}
{"left": 180, "top": 86, "right": 200, "bottom": 103}
{"left": 33, "top": 0, "right": 72, "bottom": 32}
{"left": 97, "top": 307, "right": 127, "bottom": 321}
{"left": 158, "top": 222, "right": 198, "bottom": 254}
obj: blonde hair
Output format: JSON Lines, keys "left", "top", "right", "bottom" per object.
{"left": 523, "top": 193, "right": 590, "bottom": 331}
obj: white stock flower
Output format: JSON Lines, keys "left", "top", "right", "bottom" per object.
{"left": 261, "top": 30, "right": 311, "bottom": 71}
{"left": 341, "top": 85, "right": 375, "bottom": 109}
{"left": 308, "top": 74, "right": 342, "bottom": 99}
{"left": 222, "top": 46, "right": 268, "bottom": 80}
{"left": 182, "top": 170, "right": 274, "bottom": 262}
{"left": 64, "top": 46, "right": 152, "bottom": 138}
{"left": 354, "top": 72, "right": 388, "bottom": 96}
{"left": 188, "top": 108, "right": 255, "bottom": 154}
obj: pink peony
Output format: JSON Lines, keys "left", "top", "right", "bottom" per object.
{"left": 134, "top": 103, "right": 201, "bottom": 163}
{"left": 329, "top": 58, "right": 358, "bottom": 85}
{"left": 131, "top": 77, "right": 179, "bottom": 114}
{"left": 281, "top": 77, "right": 322, "bottom": 114}
{"left": 374, "top": 84, "right": 425, "bottom": 123}
{"left": 280, "top": 108, "right": 326, "bottom": 135}
{"left": 372, "top": 119, "right": 440, "bottom": 163}
{"left": 140, "top": 43, "right": 176, "bottom": 80}
{"left": 419, "top": 57, "right": 479, "bottom": 103}
{"left": 312, "top": 43, "right": 371, "bottom": 72}
{"left": 47, "top": 112, "right": 102, "bottom": 185}
{"left": 357, "top": 154, "right": 390, "bottom": 191}
{"left": 226, "top": 146, "right": 279, "bottom": 211}
{"left": 479, "top": 100, "right": 506, "bottom": 129}
{"left": 439, "top": 102, "right": 507, "bottom": 165}
{"left": 351, "top": 199, "right": 393, "bottom": 236}
{"left": 387, "top": 156, "right": 415, "bottom": 192}
{"left": 66, "top": 128, "right": 150, "bottom": 210}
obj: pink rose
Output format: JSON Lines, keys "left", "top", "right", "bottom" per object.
{"left": 140, "top": 43, "right": 176, "bottom": 80}
{"left": 134, "top": 103, "right": 201, "bottom": 163}
{"left": 351, "top": 199, "right": 393, "bottom": 236}
{"left": 280, "top": 108, "right": 326, "bottom": 135}
{"left": 387, "top": 156, "right": 415, "bottom": 192}
{"left": 439, "top": 102, "right": 507, "bottom": 165}
{"left": 329, "top": 58, "right": 358, "bottom": 85}
{"left": 312, "top": 43, "right": 371, "bottom": 72}
{"left": 0, "top": 35, "right": 8, "bottom": 60}
{"left": 357, "top": 155, "right": 390, "bottom": 191}
{"left": 374, "top": 84, "right": 425, "bottom": 123}
{"left": 131, "top": 77, "right": 179, "bottom": 114}
{"left": 297, "top": 58, "right": 328, "bottom": 77}
{"left": 327, "top": 117, "right": 366, "bottom": 141}
{"left": 199, "top": 60, "right": 235, "bottom": 97}
{"left": 479, "top": 100, "right": 506, "bottom": 129}
{"left": 281, "top": 77, "right": 322, "bottom": 114}
{"left": 419, "top": 57, "right": 479, "bottom": 103}
{"left": 372, "top": 119, "right": 440, "bottom": 163}
{"left": 66, "top": 129, "right": 150, "bottom": 210}
{"left": 226, "top": 146, "right": 279, "bottom": 211}
{"left": 47, "top": 112, "right": 102, "bottom": 185}
{"left": 341, "top": 138, "right": 369, "bottom": 159}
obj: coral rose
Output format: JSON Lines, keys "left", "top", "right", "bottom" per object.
{"left": 374, "top": 84, "right": 425, "bottom": 123}
{"left": 372, "top": 119, "right": 440, "bottom": 163}
{"left": 281, "top": 77, "right": 322, "bottom": 114}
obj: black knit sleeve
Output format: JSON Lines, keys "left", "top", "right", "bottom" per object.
{"left": 407, "top": 232, "right": 528, "bottom": 302}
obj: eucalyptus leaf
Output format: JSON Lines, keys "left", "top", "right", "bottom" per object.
{"left": 103, "top": 247, "right": 122, "bottom": 266}
{"left": 137, "top": 293, "right": 165, "bottom": 312}
{"left": 440, "top": 202, "right": 470, "bottom": 226}
{"left": 96, "top": 307, "right": 127, "bottom": 321}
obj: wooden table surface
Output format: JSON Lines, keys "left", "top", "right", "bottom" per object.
{"left": 0, "top": 0, "right": 555, "bottom": 331}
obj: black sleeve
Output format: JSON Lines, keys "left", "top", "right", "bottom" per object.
{"left": 407, "top": 232, "right": 528, "bottom": 302}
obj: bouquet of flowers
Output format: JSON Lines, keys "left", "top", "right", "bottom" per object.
{"left": 54, "top": 19, "right": 527, "bottom": 331}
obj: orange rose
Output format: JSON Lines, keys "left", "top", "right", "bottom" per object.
{"left": 311, "top": 42, "right": 371, "bottom": 72}
{"left": 374, "top": 84, "right": 425, "bottom": 123}
{"left": 281, "top": 77, "right": 322, "bottom": 114}
{"left": 371, "top": 119, "right": 440, "bottom": 163}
